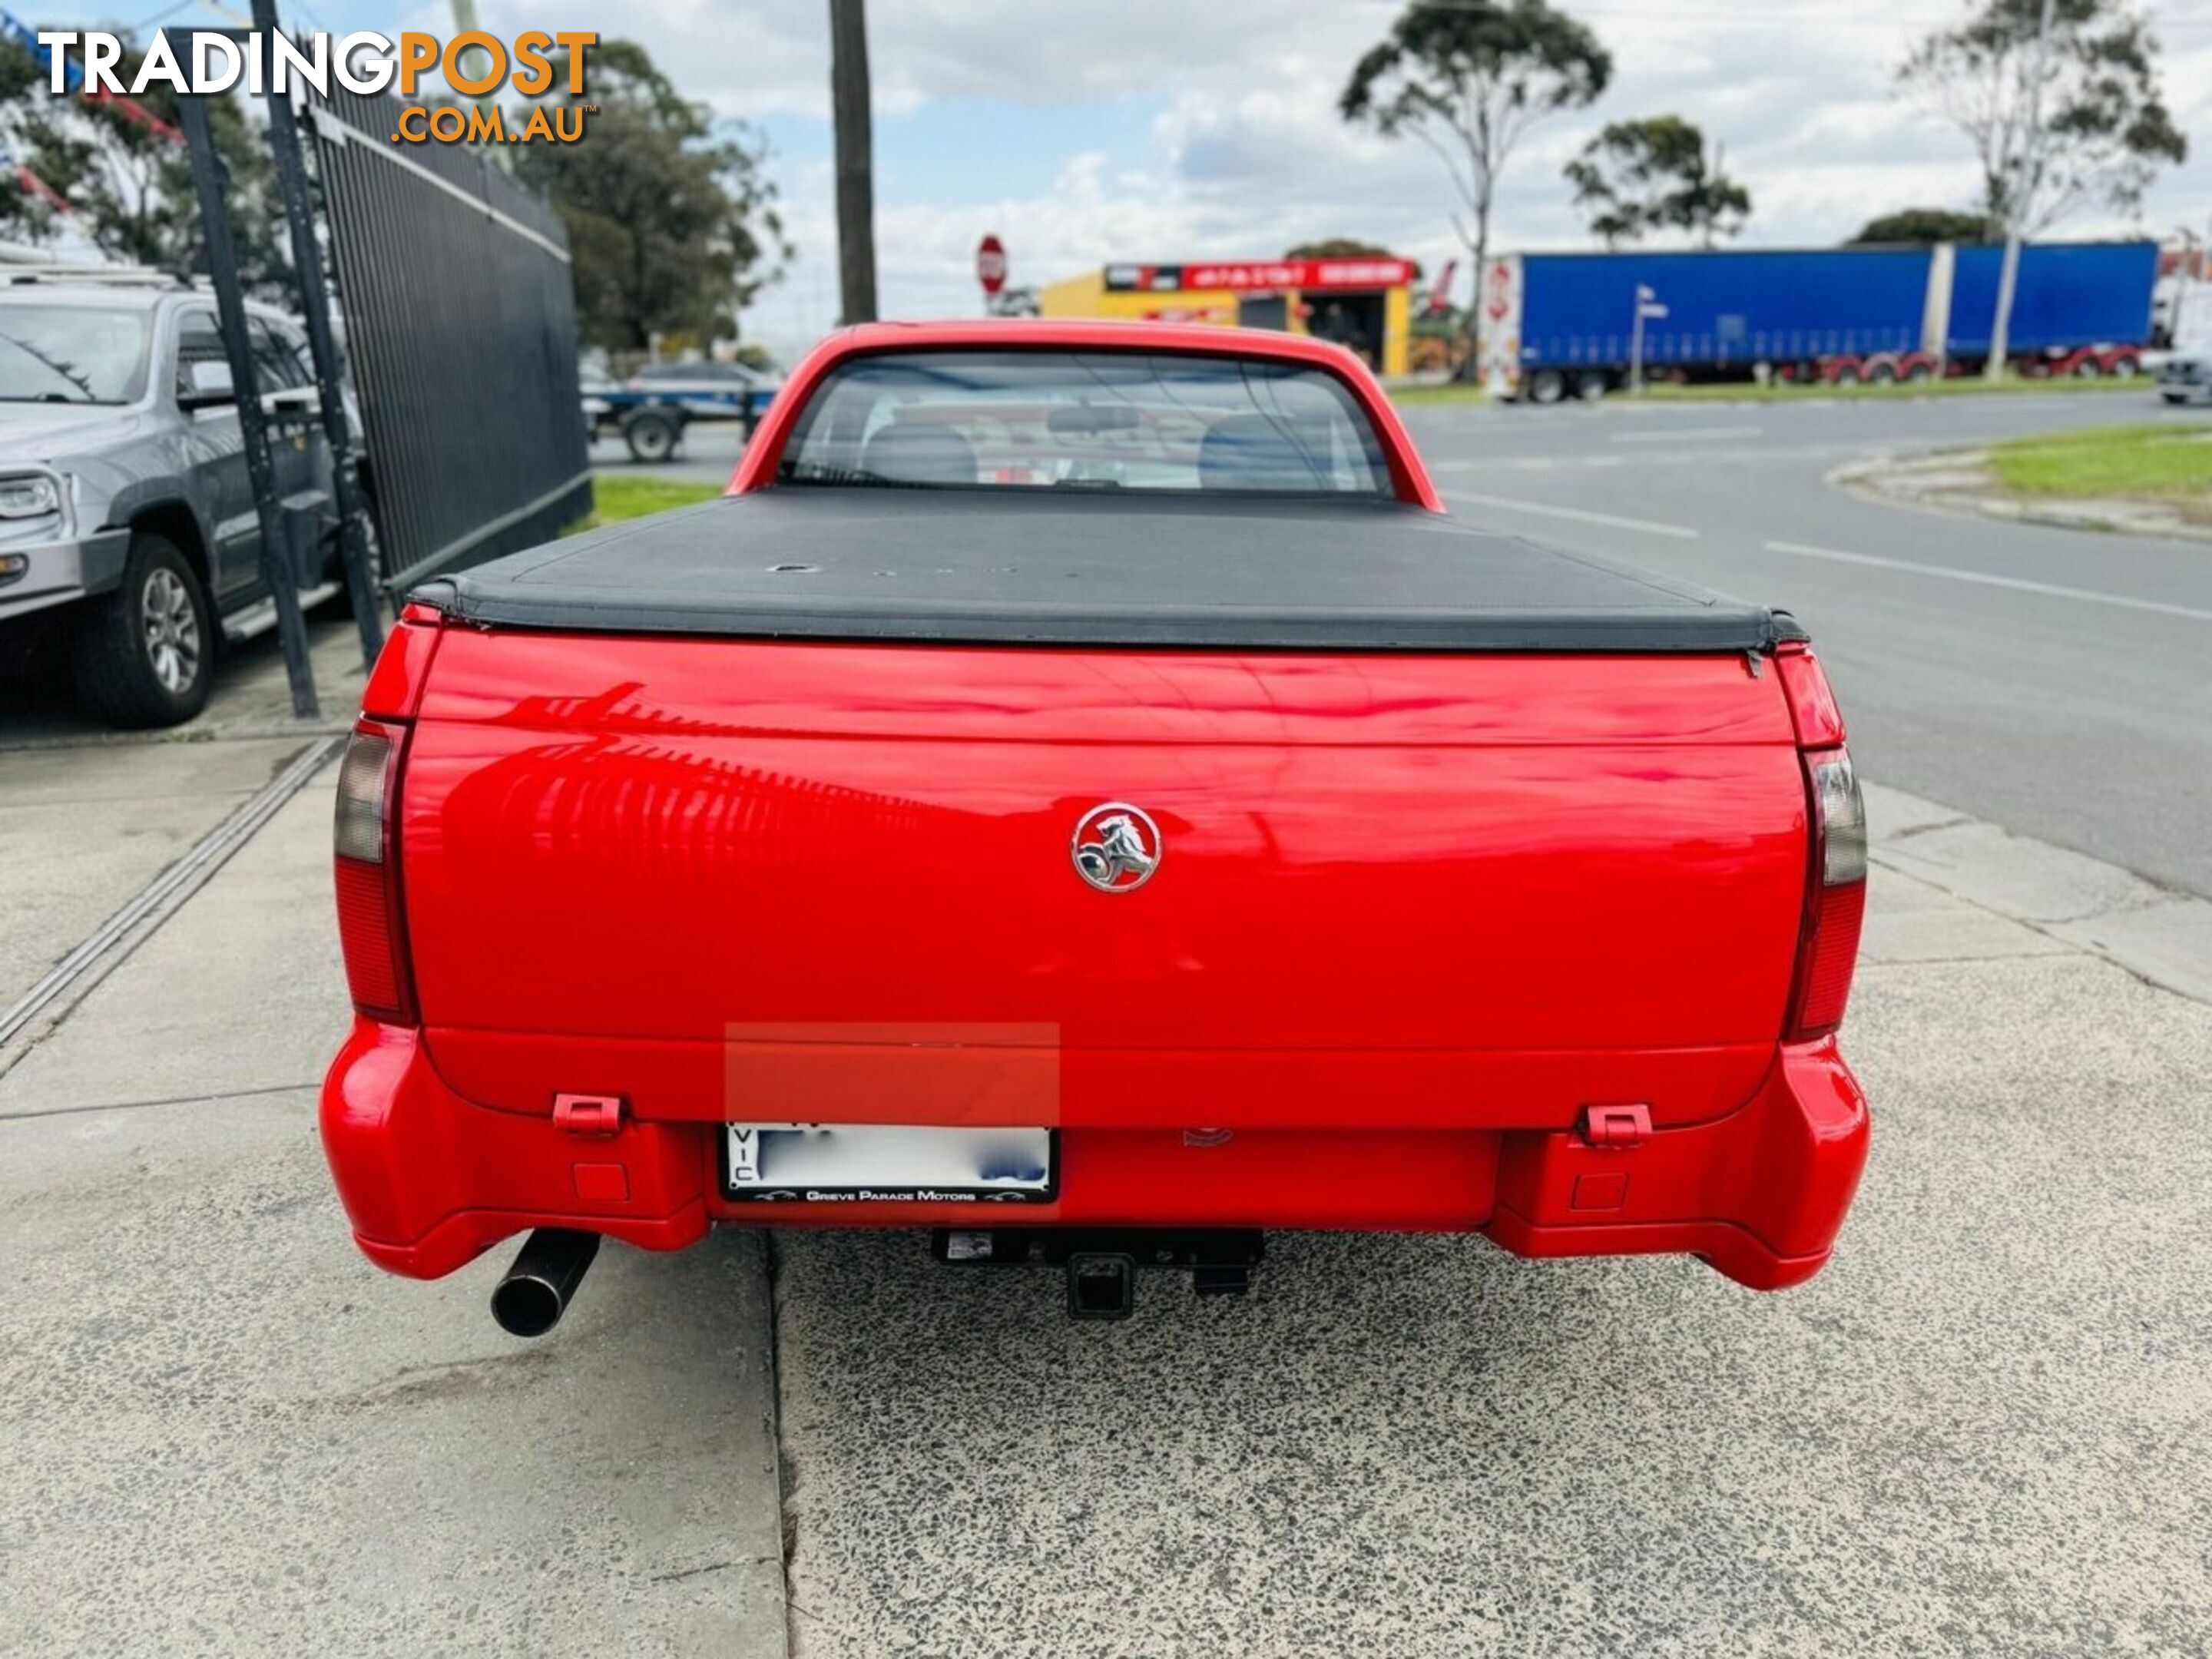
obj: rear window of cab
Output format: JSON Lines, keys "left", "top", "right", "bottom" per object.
{"left": 775, "top": 349, "right": 1393, "bottom": 497}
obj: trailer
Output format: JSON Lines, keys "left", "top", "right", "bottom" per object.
{"left": 1475, "top": 241, "right": 2158, "bottom": 402}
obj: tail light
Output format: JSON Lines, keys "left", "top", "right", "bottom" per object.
{"left": 1787, "top": 747, "right": 1866, "bottom": 1039}
{"left": 334, "top": 717, "right": 417, "bottom": 1025}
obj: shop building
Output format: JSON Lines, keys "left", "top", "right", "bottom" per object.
{"left": 1039, "top": 257, "right": 1415, "bottom": 377}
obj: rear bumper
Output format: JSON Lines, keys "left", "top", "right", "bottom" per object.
{"left": 1485, "top": 1037, "right": 1869, "bottom": 1290}
{"left": 320, "top": 1021, "right": 1868, "bottom": 1290}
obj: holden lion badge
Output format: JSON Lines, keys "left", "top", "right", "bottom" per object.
{"left": 1071, "top": 803, "right": 1161, "bottom": 893}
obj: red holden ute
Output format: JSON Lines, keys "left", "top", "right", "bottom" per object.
{"left": 322, "top": 320, "right": 1869, "bottom": 1331}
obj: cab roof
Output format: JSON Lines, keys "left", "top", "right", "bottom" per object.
{"left": 823, "top": 316, "right": 1375, "bottom": 370}
{"left": 730, "top": 317, "right": 1442, "bottom": 508}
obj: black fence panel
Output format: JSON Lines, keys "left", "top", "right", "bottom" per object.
{"left": 309, "top": 90, "right": 591, "bottom": 592}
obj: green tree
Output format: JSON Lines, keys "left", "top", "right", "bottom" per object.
{"left": 0, "top": 37, "right": 284, "bottom": 289}
{"left": 1341, "top": 1, "right": 1609, "bottom": 361}
{"left": 511, "top": 39, "right": 789, "bottom": 352}
{"left": 1849, "top": 207, "right": 1995, "bottom": 244}
{"left": 1897, "top": 0, "right": 2186, "bottom": 235}
{"left": 1564, "top": 115, "right": 1749, "bottom": 249}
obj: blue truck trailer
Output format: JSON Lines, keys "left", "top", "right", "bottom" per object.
{"left": 1473, "top": 240, "right": 2159, "bottom": 402}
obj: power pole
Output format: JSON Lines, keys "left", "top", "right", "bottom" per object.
{"left": 1987, "top": 0, "right": 2056, "bottom": 382}
{"left": 828, "top": 0, "right": 878, "bottom": 324}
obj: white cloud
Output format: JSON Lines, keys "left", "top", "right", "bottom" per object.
{"left": 478, "top": 1, "right": 2212, "bottom": 359}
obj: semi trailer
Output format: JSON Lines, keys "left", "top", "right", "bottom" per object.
{"left": 1475, "top": 240, "right": 2159, "bottom": 402}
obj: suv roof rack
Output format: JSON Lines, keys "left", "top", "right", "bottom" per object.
{"left": 0, "top": 264, "right": 200, "bottom": 290}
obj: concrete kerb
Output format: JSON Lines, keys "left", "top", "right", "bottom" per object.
{"left": 1865, "top": 781, "right": 2212, "bottom": 1005}
{"left": 1831, "top": 452, "right": 2212, "bottom": 545}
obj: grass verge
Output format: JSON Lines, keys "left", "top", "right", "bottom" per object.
{"left": 565, "top": 474, "right": 722, "bottom": 533}
{"left": 1985, "top": 422, "right": 2212, "bottom": 524}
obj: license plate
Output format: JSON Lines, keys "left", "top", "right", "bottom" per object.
{"left": 721, "top": 1124, "right": 1056, "bottom": 1204}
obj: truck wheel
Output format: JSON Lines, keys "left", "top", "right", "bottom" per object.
{"left": 1828, "top": 359, "right": 1863, "bottom": 386}
{"left": 624, "top": 410, "right": 681, "bottom": 463}
{"left": 1527, "top": 369, "right": 1568, "bottom": 406}
{"left": 1866, "top": 358, "right": 1897, "bottom": 384}
{"left": 70, "top": 532, "right": 214, "bottom": 728}
{"left": 2071, "top": 355, "right": 2104, "bottom": 378}
{"left": 1903, "top": 361, "right": 1934, "bottom": 382}
{"left": 1572, "top": 369, "right": 1608, "bottom": 401}
{"left": 2104, "top": 351, "right": 2139, "bottom": 378}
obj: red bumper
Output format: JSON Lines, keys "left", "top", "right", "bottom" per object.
{"left": 1485, "top": 1036, "right": 1870, "bottom": 1290}
{"left": 320, "top": 1020, "right": 1868, "bottom": 1290}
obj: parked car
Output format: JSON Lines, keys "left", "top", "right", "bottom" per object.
{"left": 2153, "top": 286, "right": 2210, "bottom": 405}
{"left": 0, "top": 273, "right": 371, "bottom": 726}
{"left": 322, "top": 320, "right": 1871, "bottom": 1335}
{"left": 2157, "top": 350, "right": 2210, "bottom": 405}
{"left": 627, "top": 356, "right": 778, "bottom": 419}
{"left": 589, "top": 358, "right": 780, "bottom": 463}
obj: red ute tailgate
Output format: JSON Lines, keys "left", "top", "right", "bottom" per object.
{"left": 399, "top": 631, "right": 1808, "bottom": 1133}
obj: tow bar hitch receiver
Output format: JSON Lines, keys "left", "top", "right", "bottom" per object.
{"left": 933, "top": 1228, "right": 1265, "bottom": 1322}
{"left": 1068, "top": 1253, "right": 1135, "bottom": 1320}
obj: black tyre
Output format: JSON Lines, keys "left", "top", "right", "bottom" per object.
{"left": 70, "top": 532, "right": 214, "bottom": 728}
{"left": 624, "top": 409, "right": 681, "bottom": 462}
{"left": 1572, "top": 369, "right": 1609, "bottom": 401}
{"left": 1526, "top": 369, "right": 1568, "bottom": 406}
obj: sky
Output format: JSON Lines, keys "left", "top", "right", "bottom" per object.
{"left": 31, "top": 0, "right": 2212, "bottom": 363}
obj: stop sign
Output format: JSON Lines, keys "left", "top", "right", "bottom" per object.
{"left": 976, "top": 233, "right": 1007, "bottom": 296}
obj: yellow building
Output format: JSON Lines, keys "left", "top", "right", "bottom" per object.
{"left": 1040, "top": 257, "right": 1415, "bottom": 379}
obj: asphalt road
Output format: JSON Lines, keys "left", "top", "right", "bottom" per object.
{"left": 1395, "top": 391, "right": 2212, "bottom": 898}
{"left": 601, "top": 390, "right": 2212, "bottom": 897}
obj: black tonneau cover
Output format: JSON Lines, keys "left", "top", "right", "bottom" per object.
{"left": 413, "top": 490, "right": 1804, "bottom": 654}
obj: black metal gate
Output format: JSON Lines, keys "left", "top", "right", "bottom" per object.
{"left": 307, "top": 89, "right": 591, "bottom": 594}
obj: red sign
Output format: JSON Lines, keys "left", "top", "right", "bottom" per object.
{"left": 1181, "top": 258, "right": 1416, "bottom": 293}
{"left": 976, "top": 233, "right": 1008, "bottom": 296}
{"left": 1484, "top": 260, "right": 1515, "bottom": 320}
{"left": 1105, "top": 258, "right": 1415, "bottom": 295}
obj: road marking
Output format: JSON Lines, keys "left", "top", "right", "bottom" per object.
{"left": 1609, "top": 425, "right": 1762, "bottom": 443}
{"left": 1762, "top": 540, "right": 2212, "bottom": 623}
{"left": 1446, "top": 489, "right": 1700, "bottom": 539}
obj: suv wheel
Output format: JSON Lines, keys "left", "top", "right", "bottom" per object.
{"left": 71, "top": 532, "right": 214, "bottom": 727}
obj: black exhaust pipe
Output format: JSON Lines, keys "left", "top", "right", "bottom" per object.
{"left": 490, "top": 1228, "right": 601, "bottom": 1337}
